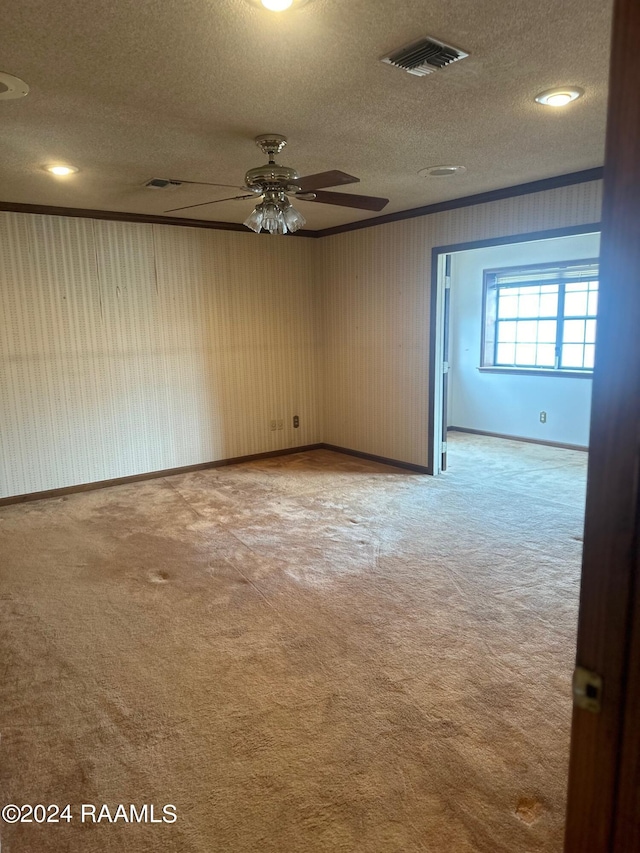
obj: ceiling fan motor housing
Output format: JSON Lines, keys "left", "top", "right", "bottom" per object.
{"left": 244, "top": 163, "right": 301, "bottom": 193}
{"left": 245, "top": 134, "right": 302, "bottom": 193}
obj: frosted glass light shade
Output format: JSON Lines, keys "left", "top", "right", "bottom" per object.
{"left": 244, "top": 206, "right": 264, "bottom": 233}
{"left": 261, "top": 201, "right": 282, "bottom": 234}
{"left": 283, "top": 205, "right": 306, "bottom": 232}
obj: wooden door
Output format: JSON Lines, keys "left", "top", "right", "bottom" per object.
{"left": 564, "top": 0, "right": 640, "bottom": 848}
{"left": 441, "top": 255, "right": 452, "bottom": 471}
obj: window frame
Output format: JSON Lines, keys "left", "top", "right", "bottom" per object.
{"left": 480, "top": 258, "right": 599, "bottom": 377}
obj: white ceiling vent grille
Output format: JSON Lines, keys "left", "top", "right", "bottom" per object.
{"left": 381, "top": 36, "right": 468, "bottom": 77}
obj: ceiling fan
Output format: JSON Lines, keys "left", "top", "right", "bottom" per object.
{"left": 162, "top": 134, "right": 389, "bottom": 233}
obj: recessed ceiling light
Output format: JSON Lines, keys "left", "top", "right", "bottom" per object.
{"left": 535, "top": 87, "right": 584, "bottom": 107}
{"left": 0, "top": 71, "right": 29, "bottom": 100}
{"left": 46, "top": 165, "right": 79, "bottom": 176}
{"left": 418, "top": 165, "right": 466, "bottom": 178}
{"left": 262, "top": 0, "right": 293, "bottom": 9}
{"left": 246, "top": 0, "right": 309, "bottom": 10}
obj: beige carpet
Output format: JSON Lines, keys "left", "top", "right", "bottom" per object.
{"left": 0, "top": 433, "right": 587, "bottom": 852}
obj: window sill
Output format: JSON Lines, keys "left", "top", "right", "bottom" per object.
{"left": 477, "top": 366, "right": 593, "bottom": 378}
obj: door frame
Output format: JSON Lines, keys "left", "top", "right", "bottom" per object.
{"left": 427, "top": 222, "right": 602, "bottom": 474}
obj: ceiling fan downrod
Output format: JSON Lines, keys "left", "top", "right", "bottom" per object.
{"left": 254, "top": 133, "right": 288, "bottom": 163}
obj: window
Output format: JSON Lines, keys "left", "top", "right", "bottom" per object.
{"left": 482, "top": 259, "right": 599, "bottom": 373}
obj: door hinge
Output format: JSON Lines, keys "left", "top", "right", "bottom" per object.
{"left": 441, "top": 441, "right": 448, "bottom": 454}
{"left": 444, "top": 276, "right": 451, "bottom": 290}
{"left": 443, "top": 361, "right": 450, "bottom": 374}
{"left": 572, "top": 666, "right": 603, "bottom": 713}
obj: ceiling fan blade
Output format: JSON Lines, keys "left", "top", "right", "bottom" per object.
{"left": 170, "top": 179, "right": 250, "bottom": 191}
{"left": 296, "top": 170, "right": 360, "bottom": 192}
{"left": 301, "top": 190, "right": 389, "bottom": 211}
{"left": 165, "top": 195, "right": 256, "bottom": 213}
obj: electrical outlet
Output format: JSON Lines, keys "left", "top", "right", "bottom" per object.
{"left": 293, "top": 415, "right": 299, "bottom": 428}
{"left": 540, "top": 411, "right": 547, "bottom": 423}
{"left": 277, "top": 419, "right": 284, "bottom": 430}
{"left": 270, "top": 420, "right": 277, "bottom": 431}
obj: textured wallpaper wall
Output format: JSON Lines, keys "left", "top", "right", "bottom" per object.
{"left": 0, "top": 181, "right": 602, "bottom": 497}
{"left": 0, "top": 214, "right": 320, "bottom": 498}
{"left": 318, "top": 181, "right": 603, "bottom": 468}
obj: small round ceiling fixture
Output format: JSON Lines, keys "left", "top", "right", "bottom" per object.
{"left": 46, "top": 165, "right": 79, "bottom": 176}
{"left": 246, "top": 0, "right": 309, "bottom": 10}
{"left": 535, "top": 87, "right": 584, "bottom": 107}
{"left": 418, "top": 165, "right": 466, "bottom": 178}
{"left": 0, "top": 71, "right": 29, "bottom": 101}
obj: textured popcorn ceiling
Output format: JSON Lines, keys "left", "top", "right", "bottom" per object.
{"left": 0, "top": 0, "right": 612, "bottom": 230}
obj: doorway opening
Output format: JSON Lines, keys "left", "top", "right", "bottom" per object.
{"left": 429, "top": 224, "right": 601, "bottom": 474}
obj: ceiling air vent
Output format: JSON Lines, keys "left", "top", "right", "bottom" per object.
{"left": 381, "top": 36, "right": 468, "bottom": 77}
{"left": 144, "top": 178, "right": 183, "bottom": 190}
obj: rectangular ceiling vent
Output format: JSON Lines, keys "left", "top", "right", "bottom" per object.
{"left": 144, "top": 178, "right": 183, "bottom": 190}
{"left": 381, "top": 36, "right": 468, "bottom": 77}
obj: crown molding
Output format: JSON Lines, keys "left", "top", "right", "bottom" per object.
{"left": 0, "top": 167, "right": 603, "bottom": 239}
{"left": 0, "top": 201, "right": 316, "bottom": 237}
{"left": 311, "top": 167, "right": 604, "bottom": 238}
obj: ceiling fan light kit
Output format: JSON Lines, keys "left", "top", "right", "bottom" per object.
{"left": 244, "top": 193, "right": 307, "bottom": 235}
